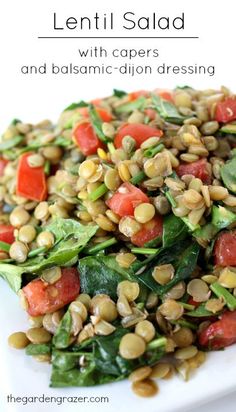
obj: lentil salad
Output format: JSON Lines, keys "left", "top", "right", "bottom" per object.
{"left": 2, "top": 87, "right": 236, "bottom": 397}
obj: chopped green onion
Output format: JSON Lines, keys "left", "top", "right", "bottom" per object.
{"left": 0, "top": 241, "right": 10, "bottom": 252}
{"left": 131, "top": 247, "right": 159, "bottom": 255}
{"left": 210, "top": 282, "right": 236, "bottom": 311}
{"left": 84, "top": 237, "right": 117, "bottom": 254}
{"left": 182, "top": 217, "right": 200, "bottom": 232}
{"left": 88, "top": 183, "right": 108, "bottom": 202}
{"left": 178, "top": 302, "right": 195, "bottom": 310}
{"left": 115, "top": 96, "right": 146, "bottom": 114}
{"left": 89, "top": 104, "right": 109, "bottom": 143}
{"left": 136, "top": 302, "right": 145, "bottom": 310}
{"left": 28, "top": 246, "right": 47, "bottom": 258}
{"left": 130, "top": 171, "right": 146, "bottom": 185}
{"left": 44, "top": 160, "right": 50, "bottom": 175}
{"left": 171, "top": 319, "right": 198, "bottom": 330}
{"left": 144, "top": 143, "right": 164, "bottom": 158}
{"left": 164, "top": 190, "right": 177, "bottom": 208}
{"left": 146, "top": 337, "right": 167, "bottom": 350}
{"left": 107, "top": 142, "right": 116, "bottom": 154}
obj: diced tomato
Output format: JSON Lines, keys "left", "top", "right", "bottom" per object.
{"left": 73, "top": 121, "right": 104, "bottom": 156}
{"left": 215, "top": 97, "right": 236, "bottom": 123}
{"left": 128, "top": 90, "right": 148, "bottom": 101}
{"left": 0, "top": 158, "right": 8, "bottom": 176}
{"left": 176, "top": 159, "right": 211, "bottom": 184}
{"left": 199, "top": 310, "right": 236, "bottom": 349}
{"left": 106, "top": 182, "right": 149, "bottom": 217}
{"left": 188, "top": 297, "right": 201, "bottom": 307}
{"left": 78, "top": 106, "right": 113, "bottom": 122}
{"left": 131, "top": 216, "right": 163, "bottom": 247}
{"left": 214, "top": 230, "right": 236, "bottom": 266}
{"left": 114, "top": 123, "right": 163, "bottom": 149}
{"left": 144, "top": 109, "right": 157, "bottom": 121}
{"left": 0, "top": 225, "right": 15, "bottom": 244}
{"left": 23, "top": 268, "right": 80, "bottom": 316}
{"left": 155, "top": 89, "right": 174, "bottom": 102}
{"left": 16, "top": 153, "right": 47, "bottom": 202}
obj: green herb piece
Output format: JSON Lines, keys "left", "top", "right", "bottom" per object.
{"left": 193, "top": 223, "right": 218, "bottom": 242}
{"left": 115, "top": 96, "right": 146, "bottom": 114}
{"left": 113, "top": 89, "right": 127, "bottom": 98}
{"left": 181, "top": 216, "right": 200, "bottom": 232}
{"left": 129, "top": 171, "right": 146, "bottom": 185}
{"left": 11, "top": 118, "right": 21, "bottom": 125}
{"left": 27, "top": 246, "right": 47, "bottom": 258}
{"left": 221, "top": 156, "right": 236, "bottom": 193}
{"left": 186, "top": 304, "right": 215, "bottom": 317}
{"left": 179, "top": 302, "right": 195, "bottom": 310}
{"left": 107, "top": 142, "right": 116, "bottom": 154}
{"left": 152, "top": 94, "right": 189, "bottom": 125}
{"left": 220, "top": 124, "right": 236, "bottom": 134}
{"left": 212, "top": 205, "right": 236, "bottom": 229}
{"left": 131, "top": 248, "right": 159, "bottom": 255}
{"left": 89, "top": 104, "right": 109, "bottom": 143}
{"left": 64, "top": 100, "right": 88, "bottom": 111}
{"left": 146, "top": 337, "right": 167, "bottom": 350}
{"left": 143, "top": 143, "right": 164, "bottom": 158}
{"left": 88, "top": 183, "right": 108, "bottom": 201}
{"left": 210, "top": 283, "right": 236, "bottom": 311}
{"left": 171, "top": 319, "right": 198, "bottom": 330}
{"left": 163, "top": 189, "right": 177, "bottom": 208}
{"left": 0, "top": 135, "right": 24, "bottom": 151}
{"left": 53, "top": 310, "right": 72, "bottom": 349}
{"left": 26, "top": 343, "right": 51, "bottom": 356}
{"left": 0, "top": 241, "right": 10, "bottom": 252}
{"left": 44, "top": 160, "right": 50, "bottom": 175}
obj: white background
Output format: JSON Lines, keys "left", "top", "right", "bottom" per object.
{"left": 0, "top": 0, "right": 236, "bottom": 411}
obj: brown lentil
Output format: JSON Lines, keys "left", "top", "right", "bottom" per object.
{"left": 26, "top": 327, "right": 51, "bottom": 344}
{"left": 132, "top": 379, "right": 158, "bottom": 397}
{"left": 129, "top": 366, "right": 152, "bottom": 382}
{"left": 8, "top": 332, "right": 30, "bottom": 349}
{"left": 119, "top": 333, "right": 146, "bottom": 359}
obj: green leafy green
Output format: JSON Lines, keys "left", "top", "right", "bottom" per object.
{"left": 210, "top": 282, "right": 236, "bottom": 311}
{"left": 0, "top": 219, "right": 97, "bottom": 292}
{"left": 26, "top": 343, "right": 51, "bottom": 356}
{"left": 163, "top": 214, "right": 188, "bottom": 247}
{"left": 220, "top": 124, "right": 236, "bottom": 134}
{"left": 64, "top": 101, "right": 88, "bottom": 111}
{"left": 50, "top": 327, "right": 166, "bottom": 387}
{"left": 113, "top": 89, "right": 127, "bottom": 98}
{"left": 193, "top": 223, "right": 218, "bottom": 242}
{"left": 186, "top": 304, "right": 216, "bottom": 317}
{"left": 0, "top": 135, "right": 24, "bottom": 151}
{"left": 212, "top": 205, "right": 236, "bottom": 229}
{"left": 152, "top": 94, "right": 189, "bottom": 125}
{"left": 221, "top": 156, "right": 236, "bottom": 193}
{"left": 135, "top": 241, "right": 200, "bottom": 296}
{"left": 79, "top": 255, "right": 134, "bottom": 300}
{"left": 53, "top": 310, "right": 72, "bottom": 349}
{"left": 115, "top": 97, "right": 146, "bottom": 114}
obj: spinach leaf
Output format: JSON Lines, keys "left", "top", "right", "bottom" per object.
{"left": 26, "top": 343, "right": 51, "bottom": 356}
{"left": 152, "top": 94, "right": 189, "bottom": 125}
{"left": 64, "top": 100, "right": 88, "bottom": 111}
{"left": 221, "top": 156, "right": 236, "bottom": 193}
{"left": 193, "top": 222, "right": 218, "bottom": 242}
{"left": 211, "top": 205, "right": 236, "bottom": 229}
{"left": 135, "top": 241, "right": 200, "bottom": 295}
{"left": 50, "top": 327, "right": 166, "bottom": 387}
{"left": 78, "top": 255, "right": 134, "bottom": 300}
{"left": 0, "top": 219, "right": 97, "bottom": 292}
{"left": 113, "top": 89, "right": 127, "bottom": 98}
{"left": 163, "top": 214, "right": 188, "bottom": 247}
{"left": 115, "top": 97, "right": 146, "bottom": 114}
{"left": 0, "top": 135, "right": 24, "bottom": 151}
{"left": 53, "top": 310, "right": 72, "bottom": 349}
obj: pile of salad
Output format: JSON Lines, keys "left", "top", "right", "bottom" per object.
{"left": 2, "top": 87, "right": 236, "bottom": 397}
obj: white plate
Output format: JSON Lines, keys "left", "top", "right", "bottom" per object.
{"left": 1, "top": 278, "right": 236, "bottom": 412}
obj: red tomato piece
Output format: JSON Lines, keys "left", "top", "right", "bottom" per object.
{"left": 176, "top": 159, "right": 211, "bottom": 184}
{"left": 188, "top": 297, "right": 201, "bottom": 307}
{"left": 155, "top": 89, "right": 174, "bottom": 102}
{"left": 215, "top": 97, "right": 236, "bottom": 123}
{"left": 78, "top": 107, "right": 113, "bottom": 122}
{"left": 106, "top": 182, "right": 149, "bottom": 217}
{"left": 214, "top": 230, "right": 236, "bottom": 266}
{"left": 16, "top": 153, "right": 47, "bottom": 202}
{"left": 199, "top": 310, "right": 236, "bottom": 349}
{"left": 114, "top": 123, "right": 163, "bottom": 148}
{"left": 0, "top": 225, "right": 15, "bottom": 244}
{"left": 128, "top": 90, "right": 148, "bottom": 101}
{"left": 144, "top": 109, "right": 157, "bottom": 121}
{"left": 73, "top": 122, "right": 104, "bottom": 156}
{"left": 131, "top": 216, "right": 163, "bottom": 247}
{"left": 23, "top": 268, "right": 80, "bottom": 316}
{"left": 0, "top": 158, "right": 8, "bottom": 176}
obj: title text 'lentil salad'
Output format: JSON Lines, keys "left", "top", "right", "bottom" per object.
{"left": 2, "top": 86, "right": 236, "bottom": 397}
